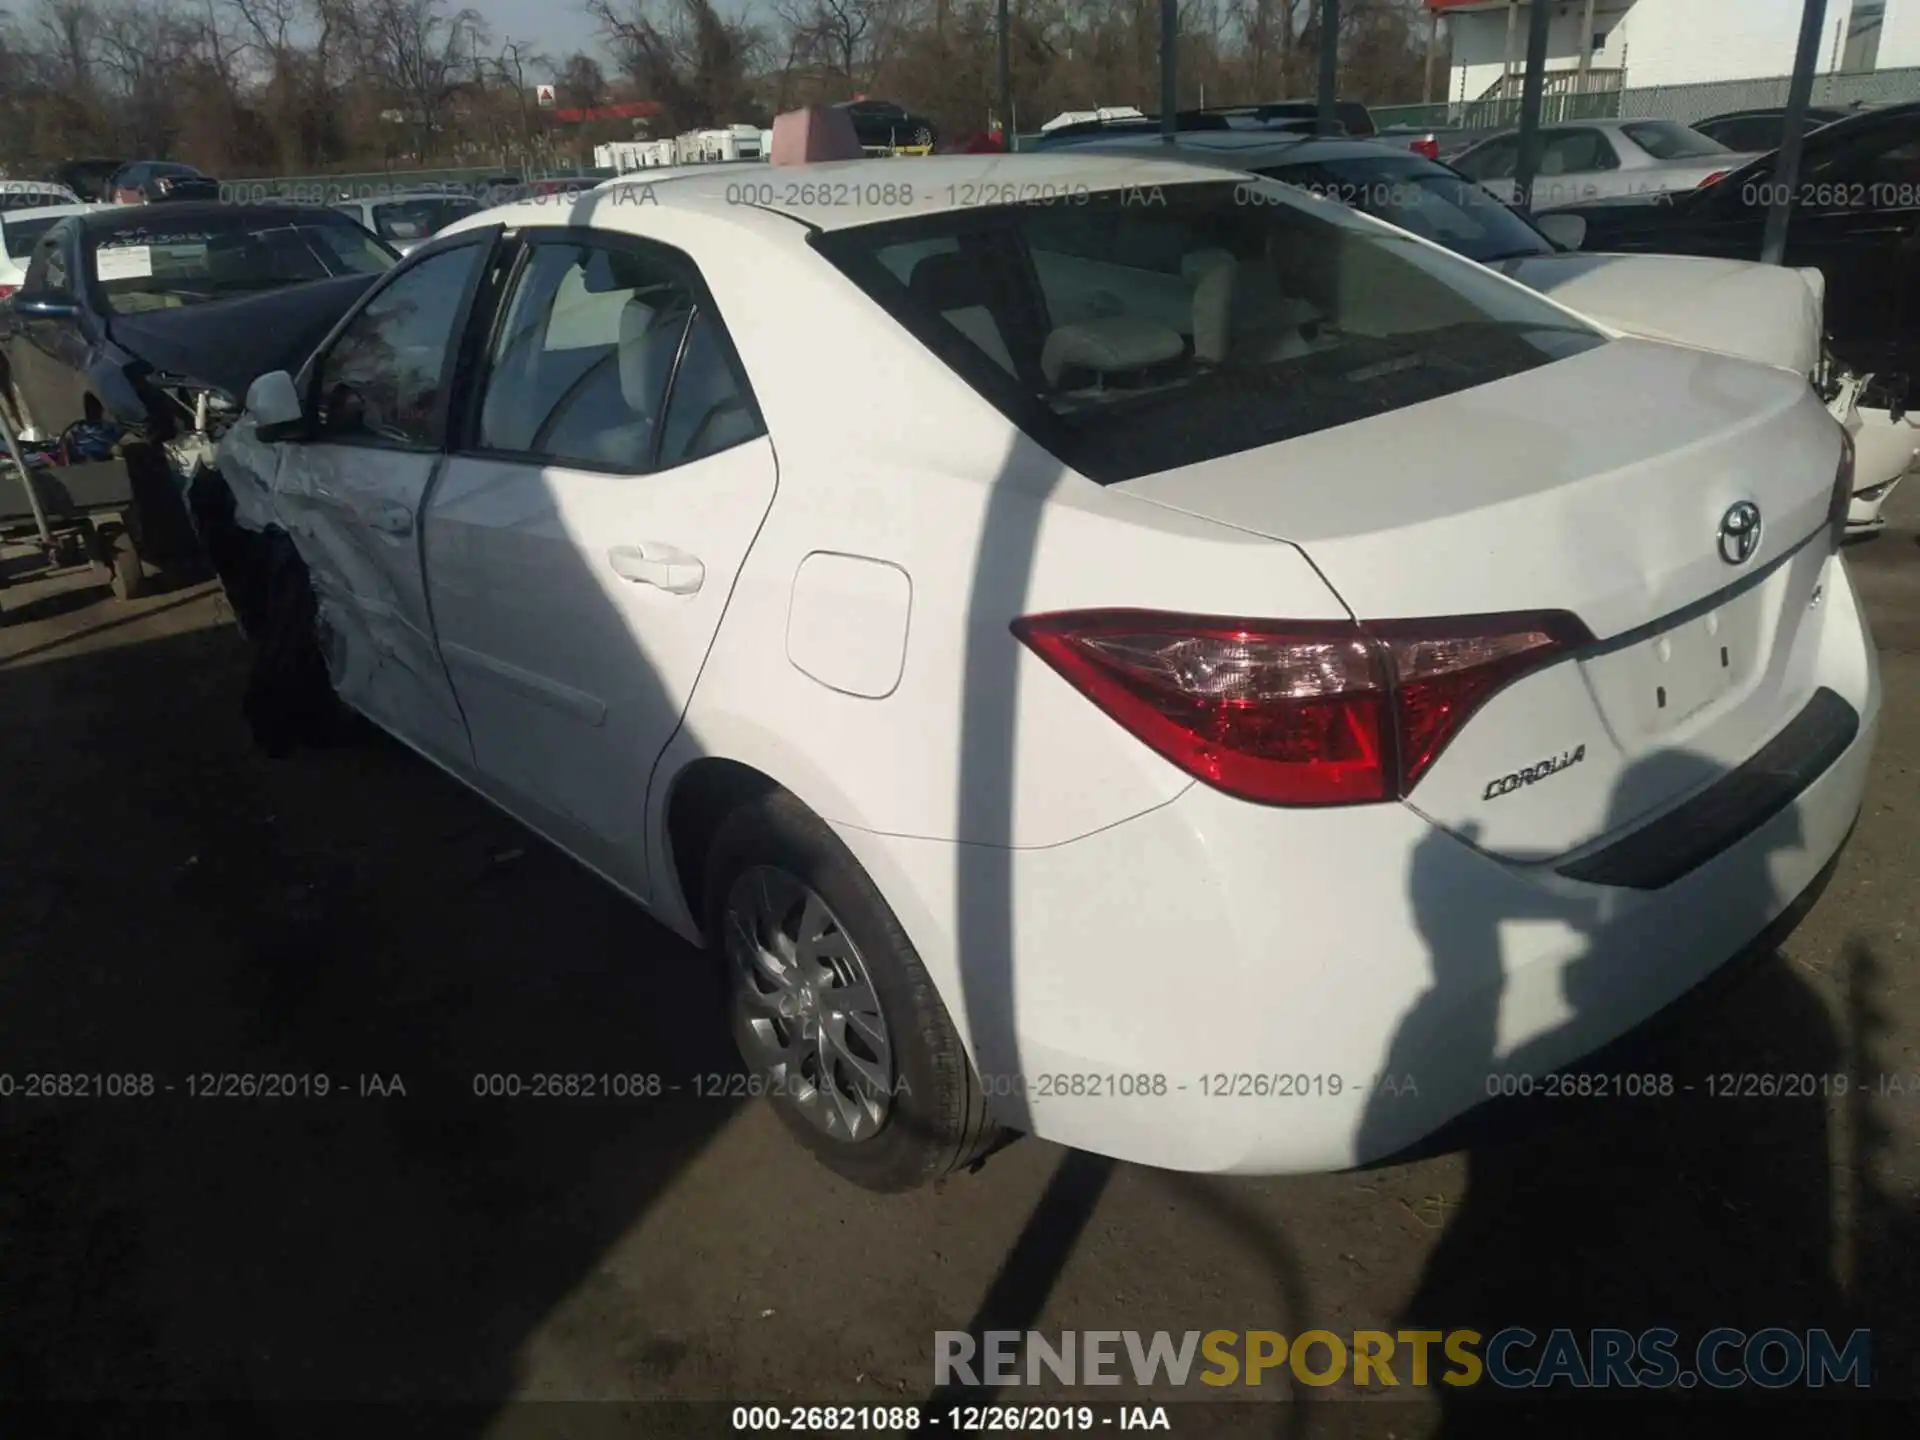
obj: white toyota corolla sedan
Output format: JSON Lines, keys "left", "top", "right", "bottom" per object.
{"left": 203, "top": 152, "right": 1880, "bottom": 1192}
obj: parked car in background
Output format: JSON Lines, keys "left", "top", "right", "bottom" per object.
{"left": 1223, "top": 98, "right": 1378, "bottom": 137}
{"left": 1377, "top": 124, "right": 1499, "bottom": 161}
{"left": 202, "top": 156, "right": 1873, "bottom": 1192}
{"left": 2, "top": 180, "right": 81, "bottom": 213}
{"left": 1075, "top": 131, "right": 1825, "bottom": 372}
{"left": 1544, "top": 101, "right": 1920, "bottom": 531}
{"left": 108, "top": 161, "right": 221, "bottom": 204}
{"left": 1453, "top": 118, "right": 1757, "bottom": 210}
{"left": 1033, "top": 108, "right": 1344, "bottom": 149}
{"left": 0, "top": 202, "right": 397, "bottom": 445}
{"left": 332, "top": 191, "right": 483, "bottom": 254}
{"left": 45, "top": 158, "right": 128, "bottom": 202}
{"left": 1693, "top": 104, "right": 1857, "bottom": 153}
{"left": 835, "top": 98, "right": 938, "bottom": 149}
{"left": 0, "top": 201, "right": 112, "bottom": 298}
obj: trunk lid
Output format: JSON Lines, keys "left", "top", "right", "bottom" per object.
{"left": 1499, "top": 252, "right": 1824, "bottom": 376}
{"left": 1117, "top": 337, "right": 1845, "bottom": 859}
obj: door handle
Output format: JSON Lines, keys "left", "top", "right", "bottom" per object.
{"left": 365, "top": 502, "right": 413, "bottom": 536}
{"left": 607, "top": 544, "right": 704, "bottom": 595}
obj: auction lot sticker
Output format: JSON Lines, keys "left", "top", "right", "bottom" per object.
{"left": 95, "top": 245, "right": 154, "bottom": 281}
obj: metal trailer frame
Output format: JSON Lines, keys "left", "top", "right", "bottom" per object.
{"left": 0, "top": 400, "right": 150, "bottom": 608}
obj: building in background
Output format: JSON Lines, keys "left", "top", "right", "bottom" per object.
{"left": 1430, "top": 0, "right": 1920, "bottom": 104}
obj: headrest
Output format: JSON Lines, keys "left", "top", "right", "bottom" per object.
{"left": 770, "top": 106, "right": 864, "bottom": 165}
{"left": 1041, "top": 317, "right": 1185, "bottom": 387}
{"left": 1180, "top": 248, "right": 1236, "bottom": 282}
{"left": 907, "top": 250, "right": 989, "bottom": 311}
{"left": 619, "top": 294, "right": 691, "bottom": 413}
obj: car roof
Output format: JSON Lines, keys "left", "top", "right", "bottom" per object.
{"left": 1072, "top": 132, "right": 1418, "bottom": 168}
{"left": 1700, "top": 104, "right": 1852, "bottom": 121}
{"left": 0, "top": 202, "right": 110, "bottom": 222}
{"left": 482, "top": 154, "right": 1271, "bottom": 235}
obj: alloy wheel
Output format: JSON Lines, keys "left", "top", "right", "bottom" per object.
{"left": 723, "top": 864, "right": 895, "bottom": 1142}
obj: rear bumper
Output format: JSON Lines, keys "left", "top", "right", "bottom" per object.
{"left": 840, "top": 553, "right": 1879, "bottom": 1175}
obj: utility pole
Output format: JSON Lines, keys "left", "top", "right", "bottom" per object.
{"left": 1512, "top": 0, "right": 1553, "bottom": 213}
{"left": 1317, "top": 0, "right": 1339, "bottom": 135}
{"left": 1765, "top": 0, "right": 1832, "bottom": 265}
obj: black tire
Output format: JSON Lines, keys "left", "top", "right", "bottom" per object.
{"left": 703, "top": 789, "right": 998, "bottom": 1192}
{"left": 242, "top": 531, "right": 359, "bottom": 757}
{"left": 106, "top": 530, "right": 146, "bottom": 600}
{"left": 911, "top": 126, "right": 934, "bottom": 148}
{"left": 123, "top": 442, "right": 201, "bottom": 567}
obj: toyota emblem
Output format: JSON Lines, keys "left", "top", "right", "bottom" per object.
{"left": 1718, "top": 501, "right": 1762, "bottom": 566}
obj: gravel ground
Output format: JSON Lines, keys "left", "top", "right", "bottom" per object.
{"left": 2, "top": 485, "right": 1917, "bottom": 1437}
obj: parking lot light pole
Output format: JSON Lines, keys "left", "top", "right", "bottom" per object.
{"left": 1764, "top": 0, "right": 1831, "bottom": 265}
{"left": 1161, "top": 0, "right": 1178, "bottom": 139}
{"left": 1318, "top": 0, "right": 1340, "bottom": 136}
{"left": 998, "top": 0, "right": 1011, "bottom": 147}
{"left": 1512, "top": 0, "right": 1553, "bottom": 213}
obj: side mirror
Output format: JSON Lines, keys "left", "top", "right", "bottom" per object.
{"left": 1534, "top": 213, "right": 1588, "bottom": 252}
{"left": 14, "top": 293, "right": 79, "bottom": 320}
{"left": 247, "top": 369, "right": 305, "bottom": 441}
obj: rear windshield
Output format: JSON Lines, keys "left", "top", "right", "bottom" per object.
{"left": 812, "top": 180, "right": 1604, "bottom": 484}
{"left": 86, "top": 215, "right": 396, "bottom": 312}
{"left": 1620, "top": 121, "right": 1727, "bottom": 160}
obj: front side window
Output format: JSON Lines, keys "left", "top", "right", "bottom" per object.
{"left": 1537, "top": 129, "right": 1618, "bottom": 174}
{"left": 27, "top": 232, "right": 71, "bottom": 294}
{"left": 814, "top": 181, "right": 1605, "bottom": 484}
{"left": 1455, "top": 135, "right": 1518, "bottom": 181}
{"left": 474, "top": 239, "right": 761, "bottom": 472}
{"left": 310, "top": 243, "right": 483, "bottom": 446}
{"left": 1699, "top": 117, "right": 1776, "bottom": 153}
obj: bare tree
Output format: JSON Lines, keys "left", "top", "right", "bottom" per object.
{"left": 490, "top": 38, "right": 552, "bottom": 163}
{"left": 587, "top": 0, "right": 764, "bottom": 130}
{"left": 362, "top": 0, "right": 487, "bottom": 161}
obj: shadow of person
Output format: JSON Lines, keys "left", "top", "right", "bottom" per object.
{"left": 1362, "top": 746, "right": 1850, "bottom": 1431}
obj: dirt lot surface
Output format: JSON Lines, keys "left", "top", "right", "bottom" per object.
{"left": 2, "top": 488, "right": 1918, "bottom": 1437}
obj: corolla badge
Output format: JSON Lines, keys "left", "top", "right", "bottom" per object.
{"left": 1718, "top": 501, "right": 1762, "bottom": 566}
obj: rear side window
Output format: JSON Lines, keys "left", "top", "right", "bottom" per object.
{"left": 813, "top": 181, "right": 1605, "bottom": 484}
{"left": 1620, "top": 121, "right": 1727, "bottom": 161}
{"left": 474, "top": 239, "right": 761, "bottom": 473}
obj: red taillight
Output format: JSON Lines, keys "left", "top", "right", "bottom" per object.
{"left": 1013, "top": 608, "right": 1591, "bottom": 807}
{"left": 1698, "top": 170, "right": 1730, "bottom": 187}
{"left": 1829, "top": 423, "right": 1857, "bottom": 547}
{"left": 1413, "top": 137, "right": 1442, "bottom": 161}
{"left": 0, "top": 284, "right": 16, "bottom": 300}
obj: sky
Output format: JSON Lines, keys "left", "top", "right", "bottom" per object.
{"left": 472, "top": 0, "right": 609, "bottom": 63}
{"left": 469, "top": 0, "right": 772, "bottom": 69}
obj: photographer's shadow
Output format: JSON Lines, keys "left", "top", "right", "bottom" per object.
{"left": 1363, "top": 747, "right": 1847, "bottom": 1428}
